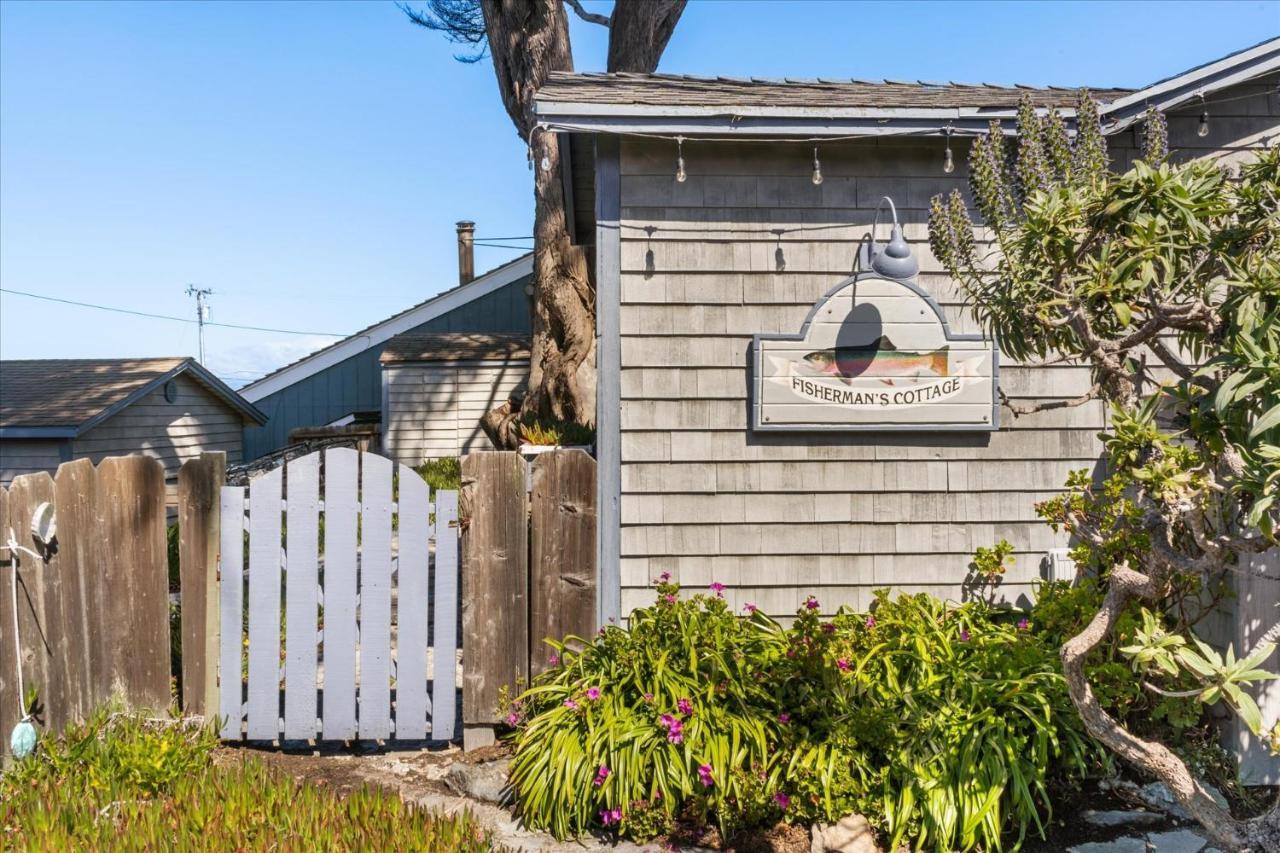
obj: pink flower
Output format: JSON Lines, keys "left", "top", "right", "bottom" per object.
{"left": 743, "top": 603, "right": 758, "bottom": 614}
{"left": 599, "top": 806, "right": 621, "bottom": 826}
{"left": 805, "top": 596, "right": 820, "bottom": 611}
{"left": 659, "top": 713, "right": 684, "bottom": 744}
{"left": 836, "top": 659, "right": 851, "bottom": 672}
{"left": 1017, "top": 618, "right": 1030, "bottom": 631}
{"left": 773, "top": 792, "right": 791, "bottom": 810}
{"left": 594, "top": 765, "right": 610, "bottom": 787}
{"left": 709, "top": 581, "right": 725, "bottom": 597}
{"left": 586, "top": 687, "right": 602, "bottom": 701}
{"left": 548, "top": 653, "right": 560, "bottom": 666}
{"left": 643, "top": 692, "right": 654, "bottom": 702}
{"left": 660, "top": 571, "right": 671, "bottom": 582}
{"left": 821, "top": 623, "right": 836, "bottom": 634}
{"left": 959, "top": 628, "right": 971, "bottom": 642}
{"left": 506, "top": 712, "right": 521, "bottom": 725}
{"left": 676, "top": 698, "right": 693, "bottom": 716}
{"left": 865, "top": 616, "right": 877, "bottom": 629}
{"left": 663, "top": 594, "right": 676, "bottom": 605}
{"left": 778, "top": 713, "right": 791, "bottom": 724}
{"left": 697, "top": 764, "right": 714, "bottom": 787}
{"left": 564, "top": 699, "right": 578, "bottom": 710}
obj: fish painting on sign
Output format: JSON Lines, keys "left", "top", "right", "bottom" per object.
{"left": 752, "top": 273, "right": 999, "bottom": 432}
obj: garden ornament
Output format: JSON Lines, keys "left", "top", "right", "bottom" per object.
{"left": 2, "top": 508, "right": 56, "bottom": 760}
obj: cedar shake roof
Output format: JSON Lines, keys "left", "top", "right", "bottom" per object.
{"left": 380, "top": 333, "right": 532, "bottom": 364}
{"left": 535, "top": 71, "right": 1134, "bottom": 111}
{"left": 0, "top": 357, "right": 266, "bottom": 433}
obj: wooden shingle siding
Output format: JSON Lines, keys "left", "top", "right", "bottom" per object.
{"left": 614, "top": 79, "right": 1278, "bottom": 617}
{"left": 382, "top": 361, "right": 528, "bottom": 463}
{"left": 72, "top": 374, "right": 244, "bottom": 480}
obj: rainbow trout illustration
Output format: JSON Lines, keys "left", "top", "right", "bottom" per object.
{"left": 803, "top": 335, "right": 950, "bottom": 385}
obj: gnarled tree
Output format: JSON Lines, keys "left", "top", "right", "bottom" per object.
{"left": 403, "top": 0, "right": 686, "bottom": 447}
{"left": 930, "top": 97, "right": 1280, "bottom": 850}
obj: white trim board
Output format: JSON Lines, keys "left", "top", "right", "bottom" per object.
{"left": 239, "top": 254, "right": 533, "bottom": 403}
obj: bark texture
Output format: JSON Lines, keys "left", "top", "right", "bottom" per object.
{"left": 475, "top": 0, "right": 687, "bottom": 448}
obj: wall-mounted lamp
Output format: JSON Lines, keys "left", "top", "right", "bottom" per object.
{"left": 858, "top": 196, "right": 918, "bottom": 281}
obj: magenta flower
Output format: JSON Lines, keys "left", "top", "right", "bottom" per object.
{"left": 959, "top": 628, "right": 971, "bottom": 642}
{"left": 643, "top": 692, "right": 654, "bottom": 702}
{"left": 836, "top": 659, "right": 851, "bottom": 672}
{"left": 659, "top": 713, "right": 684, "bottom": 743}
{"left": 507, "top": 712, "right": 521, "bottom": 725}
{"left": 548, "top": 653, "right": 560, "bottom": 666}
{"left": 676, "top": 698, "right": 693, "bottom": 716}
{"left": 743, "top": 602, "right": 758, "bottom": 614}
{"left": 709, "top": 581, "right": 725, "bottom": 597}
{"left": 821, "top": 622, "right": 836, "bottom": 634}
{"left": 599, "top": 806, "right": 621, "bottom": 826}
{"left": 586, "top": 687, "right": 602, "bottom": 701}
{"left": 697, "top": 764, "right": 714, "bottom": 787}
{"left": 805, "top": 596, "right": 820, "bottom": 611}
{"left": 778, "top": 713, "right": 791, "bottom": 724}
{"left": 564, "top": 698, "right": 578, "bottom": 710}
{"left": 1017, "top": 618, "right": 1030, "bottom": 631}
{"left": 773, "top": 792, "right": 791, "bottom": 810}
{"left": 865, "top": 616, "right": 877, "bottom": 628}
{"left": 663, "top": 594, "right": 676, "bottom": 605}
{"left": 660, "top": 571, "right": 671, "bottom": 582}
{"left": 594, "top": 765, "right": 610, "bottom": 787}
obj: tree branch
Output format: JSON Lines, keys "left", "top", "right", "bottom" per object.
{"left": 564, "top": 0, "right": 610, "bottom": 27}
{"left": 1000, "top": 384, "right": 1102, "bottom": 417}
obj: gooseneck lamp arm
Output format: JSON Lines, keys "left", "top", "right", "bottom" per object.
{"left": 858, "top": 196, "right": 919, "bottom": 281}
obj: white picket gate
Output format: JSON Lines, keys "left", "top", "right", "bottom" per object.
{"left": 217, "top": 448, "right": 459, "bottom": 742}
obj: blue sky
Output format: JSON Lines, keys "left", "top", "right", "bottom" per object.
{"left": 2, "top": 0, "right": 1277, "bottom": 385}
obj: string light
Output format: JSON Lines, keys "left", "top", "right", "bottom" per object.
{"left": 811, "top": 146, "right": 823, "bottom": 185}
{"left": 942, "top": 126, "right": 955, "bottom": 174}
{"left": 1197, "top": 92, "right": 1210, "bottom": 138}
{"left": 674, "top": 136, "right": 687, "bottom": 183}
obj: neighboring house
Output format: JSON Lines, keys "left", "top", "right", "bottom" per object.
{"left": 381, "top": 333, "right": 531, "bottom": 463}
{"left": 239, "top": 239, "right": 533, "bottom": 461}
{"left": 537, "top": 39, "right": 1280, "bottom": 623}
{"left": 0, "top": 357, "right": 266, "bottom": 487}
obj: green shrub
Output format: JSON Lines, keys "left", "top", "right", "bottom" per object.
{"left": 0, "top": 711, "right": 500, "bottom": 850}
{"left": 508, "top": 582, "right": 1100, "bottom": 851}
{"left": 416, "top": 456, "right": 461, "bottom": 491}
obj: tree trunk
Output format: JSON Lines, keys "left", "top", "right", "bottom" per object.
{"left": 1060, "top": 562, "right": 1268, "bottom": 851}
{"left": 475, "top": 0, "right": 687, "bottom": 448}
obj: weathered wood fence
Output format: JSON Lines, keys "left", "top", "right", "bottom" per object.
{"left": 460, "top": 449, "right": 597, "bottom": 748}
{"left": 0, "top": 455, "right": 176, "bottom": 757}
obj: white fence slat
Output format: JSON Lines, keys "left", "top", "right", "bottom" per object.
{"left": 246, "top": 467, "right": 282, "bottom": 740}
{"left": 394, "top": 464, "right": 431, "bottom": 740}
{"left": 431, "top": 489, "right": 459, "bottom": 741}
{"left": 322, "top": 448, "right": 359, "bottom": 740}
{"left": 218, "top": 486, "right": 245, "bottom": 739}
{"left": 359, "top": 453, "right": 394, "bottom": 739}
{"left": 283, "top": 453, "right": 320, "bottom": 740}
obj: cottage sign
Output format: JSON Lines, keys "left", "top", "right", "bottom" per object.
{"left": 752, "top": 273, "right": 999, "bottom": 432}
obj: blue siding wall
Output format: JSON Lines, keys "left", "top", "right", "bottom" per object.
{"left": 243, "top": 275, "right": 531, "bottom": 460}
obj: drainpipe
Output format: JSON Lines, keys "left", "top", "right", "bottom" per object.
{"left": 456, "top": 220, "right": 475, "bottom": 286}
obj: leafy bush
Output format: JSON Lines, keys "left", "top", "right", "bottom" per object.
{"left": 517, "top": 416, "right": 595, "bottom": 447}
{"left": 416, "top": 456, "right": 461, "bottom": 491}
{"left": 0, "top": 711, "right": 499, "bottom": 850}
{"left": 508, "top": 582, "right": 1100, "bottom": 851}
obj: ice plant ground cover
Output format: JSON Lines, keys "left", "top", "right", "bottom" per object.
{"left": 0, "top": 711, "right": 501, "bottom": 850}
{"left": 507, "top": 580, "right": 1112, "bottom": 852}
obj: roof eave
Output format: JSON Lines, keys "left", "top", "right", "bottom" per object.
{"left": 0, "top": 426, "right": 77, "bottom": 439}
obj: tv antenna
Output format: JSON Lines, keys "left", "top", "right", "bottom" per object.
{"left": 185, "top": 285, "right": 214, "bottom": 363}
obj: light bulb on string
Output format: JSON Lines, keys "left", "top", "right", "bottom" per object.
{"left": 675, "top": 136, "right": 687, "bottom": 183}
{"left": 1197, "top": 93, "right": 1210, "bottom": 138}
{"left": 811, "top": 146, "right": 824, "bottom": 185}
{"left": 942, "top": 126, "right": 955, "bottom": 174}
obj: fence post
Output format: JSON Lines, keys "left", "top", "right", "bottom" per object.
{"left": 530, "top": 450, "right": 597, "bottom": 679}
{"left": 178, "top": 452, "right": 225, "bottom": 718}
{"left": 460, "top": 451, "right": 528, "bottom": 750}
